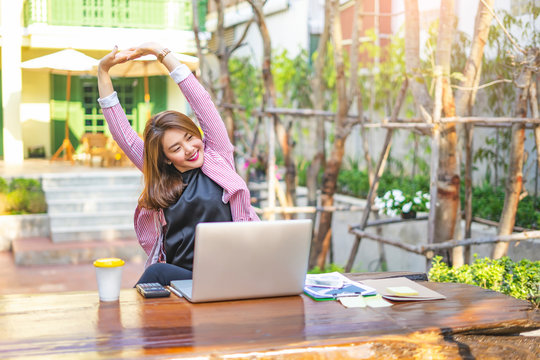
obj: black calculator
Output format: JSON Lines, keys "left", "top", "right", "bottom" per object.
{"left": 136, "top": 283, "right": 171, "bottom": 298}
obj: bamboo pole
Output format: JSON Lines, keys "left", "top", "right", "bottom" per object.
{"left": 349, "top": 229, "right": 423, "bottom": 255}
{"left": 464, "top": 122, "right": 474, "bottom": 258}
{"left": 467, "top": 215, "right": 532, "bottom": 232}
{"left": 254, "top": 205, "right": 367, "bottom": 215}
{"left": 428, "top": 67, "right": 443, "bottom": 246}
{"left": 361, "top": 215, "right": 429, "bottom": 228}
{"left": 221, "top": 103, "right": 540, "bottom": 124}
{"left": 349, "top": 228, "right": 540, "bottom": 257}
{"left": 530, "top": 81, "right": 540, "bottom": 183}
{"left": 266, "top": 113, "right": 276, "bottom": 220}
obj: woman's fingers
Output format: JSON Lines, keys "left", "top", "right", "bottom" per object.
{"left": 114, "top": 50, "right": 132, "bottom": 62}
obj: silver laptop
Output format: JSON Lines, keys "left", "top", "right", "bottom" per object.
{"left": 170, "top": 219, "right": 312, "bottom": 303}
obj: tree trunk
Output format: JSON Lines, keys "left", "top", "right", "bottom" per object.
{"left": 404, "top": 0, "right": 433, "bottom": 119}
{"left": 247, "top": 0, "right": 296, "bottom": 211}
{"left": 311, "top": 0, "right": 361, "bottom": 269}
{"left": 214, "top": 0, "right": 236, "bottom": 144}
{"left": 493, "top": 64, "right": 533, "bottom": 258}
{"left": 530, "top": 81, "right": 540, "bottom": 185}
{"left": 307, "top": 0, "right": 333, "bottom": 211}
{"left": 191, "top": 0, "right": 204, "bottom": 82}
{"left": 431, "top": 0, "right": 460, "bottom": 266}
{"left": 454, "top": 0, "right": 494, "bottom": 264}
{"left": 454, "top": 0, "right": 494, "bottom": 115}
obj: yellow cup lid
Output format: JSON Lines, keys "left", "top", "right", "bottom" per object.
{"left": 93, "top": 258, "right": 125, "bottom": 268}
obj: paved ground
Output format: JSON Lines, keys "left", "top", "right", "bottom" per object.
{"left": 0, "top": 158, "right": 136, "bottom": 177}
{"left": 0, "top": 251, "right": 144, "bottom": 295}
{"left": 1, "top": 159, "right": 143, "bottom": 295}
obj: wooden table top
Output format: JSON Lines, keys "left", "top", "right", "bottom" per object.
{"left": 1, "top": 272, "right": 538, "bottom": 359}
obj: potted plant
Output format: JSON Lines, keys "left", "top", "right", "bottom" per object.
{"left": 374, "top": 189, "right": 430, "bottom": 218}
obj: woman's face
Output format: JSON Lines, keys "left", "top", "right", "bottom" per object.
{"left": 162, "top": 128, "right": 204, "bottom": 172}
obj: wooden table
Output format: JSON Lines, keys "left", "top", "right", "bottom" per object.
{"left": 1, "top": 272, "right": 538, "bottom": 359}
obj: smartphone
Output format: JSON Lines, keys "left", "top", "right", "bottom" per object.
{"left": 136, "top": 282, "right": 171, "bottom": 298}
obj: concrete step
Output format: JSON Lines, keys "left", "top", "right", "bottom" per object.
{"left": 42, "top": 170, "right": 142, "bottom": 188}
{"left": 46, "top": 198, "right": 138, "bottom": 214}
{"left": 51, "top": 223, "right": 137, "bottom": 243}
{"left": 49, "top": 211, "right": 134, "bottom": 228}
{"left": 13, "top": 236, "right": 146, "bottom": 266}
{"left": 44, "top": 184, "right": 141, "bottom": 201}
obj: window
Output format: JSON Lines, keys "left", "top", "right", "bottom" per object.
{"left": 81, "top": 78, "right": 136, "bottom": 134}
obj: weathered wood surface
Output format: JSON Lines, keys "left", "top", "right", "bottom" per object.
{"left": 0, "top": 272, "right": 537, "bottom": 359}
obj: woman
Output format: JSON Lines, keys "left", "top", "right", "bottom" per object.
{"left": 97, "top": 43, "right": 259, "bottom": 286}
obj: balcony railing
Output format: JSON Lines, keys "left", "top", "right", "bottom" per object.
{"left": 24, "top": 0, "right": 207, "bottom": 31}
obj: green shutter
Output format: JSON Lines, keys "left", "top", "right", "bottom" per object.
{"left": 50, "top": 74, "right": 85, "bottom": 155}
{"left": 49, "top": 74, "right": 168, "bottom": 154}
{"left": 133, "top": 76, "right": 168, "bottom": 134}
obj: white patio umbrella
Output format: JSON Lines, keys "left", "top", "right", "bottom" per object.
{"left": 22, "top": 49, "right": 99, "bottom": 163}
{"left": 106, "top": 53, "right": 199, "bottom": 120}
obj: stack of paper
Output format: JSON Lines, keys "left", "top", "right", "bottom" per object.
{"left": 304, "top": 272, "right": 376, "bottom": 301}
{"left": 360, "top": 277, "right": 446, "bottom": 301}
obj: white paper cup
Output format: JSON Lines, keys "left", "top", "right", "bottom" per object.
{"left": 94, "top": 258, "right": 125, "bottom": 301}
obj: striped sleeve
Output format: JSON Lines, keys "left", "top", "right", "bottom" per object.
{"left": 101, "top": 102, "right": 145, "bottom": 171}
{"left": 134, "top": 206, "right": 160, "bottom": 256}
{"left": 176, "top": 72, "right": 235, "bottom": 169}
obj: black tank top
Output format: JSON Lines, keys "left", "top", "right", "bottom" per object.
{"left": 163, "top": 168, "right": 232, "bottom": 270}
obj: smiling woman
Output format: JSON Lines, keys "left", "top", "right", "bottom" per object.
{"left": 159, "top": 116, "right": 204, "bottom": 172}
{"left": 97, "top": 42, "right": 259, "bottom": 287}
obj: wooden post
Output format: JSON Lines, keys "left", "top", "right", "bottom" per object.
{"left": 530, "top": 81, "right": 540, "bottom": 182}
{"left": 344, "top": 80, "right": 408, "bottom": 272}
{"left": 266, "top": 113, "right": 276, "bottom": 220}
{"left": 464, "top": 123, "right": 474, "bottom": 263}
{"left": 492, "top": 61, "right": 533, "bottom": 259}
{"left": 428, "top": 67, "right": 443, "bottom": 245}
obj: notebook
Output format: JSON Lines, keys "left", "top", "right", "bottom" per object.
{"left": 170, "top": 219, "right": 312, "bottom": 303}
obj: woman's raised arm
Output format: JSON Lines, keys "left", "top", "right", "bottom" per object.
{"left": 116, "top": 43, "right": 234, "bottom": 167}
{"left": 97, "top": 46, "right": 144, "bottom": 170}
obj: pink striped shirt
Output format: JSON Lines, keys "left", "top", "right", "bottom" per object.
{"left": 99, "top": 65, "right": 259, "bottom": 266}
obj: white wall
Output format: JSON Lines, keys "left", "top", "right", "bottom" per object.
{"left": 21, "top": 71, "right": 51, "bottom": 158}
{"left": 232, "top": 0, "right": 311, "bottom": 64}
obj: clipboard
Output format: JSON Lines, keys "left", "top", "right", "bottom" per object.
{"left": 360, "top": 277, "right": 446, "bottom": 301}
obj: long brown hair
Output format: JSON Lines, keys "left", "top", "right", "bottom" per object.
{"left": 138, "top": 110, "right": 202, "bottom": 210}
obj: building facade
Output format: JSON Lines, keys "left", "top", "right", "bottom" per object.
{"left": 1, "top": 0, "right": 207, "bottom": 164}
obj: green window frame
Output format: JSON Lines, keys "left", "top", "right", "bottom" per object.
{"left": 51, "top": 74, "right": 167, "bottom": 153}
{"left": 81, "top": 78, "right": 137, "bottom": 134}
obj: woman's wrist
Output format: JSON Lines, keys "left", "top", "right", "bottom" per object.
{"left": 98, "top": 64, "right": 110, "bottom": 77}
{"left": 142, "top": 42, "right": 165, "bottom": 57}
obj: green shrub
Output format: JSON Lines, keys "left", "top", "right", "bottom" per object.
{"left": 429, "top": 255, "right": 540, "bottom": 307}
{"left": 26, "top": 191, "right": 48, "bottom": 213}
{"left": 308, "top": 263, "right": 346, "bottom": 274}
{"left": 335, "top": 166, "right": 539, "bottom": 228}
{"left": 9, "top": 178, "right": 41, "bottom": 192}
{"left": 462, "top": 182, "right": 540, "bottom": 229}
{"left": 336, "top": 168, "right": 430, "bottom": 200}
{"left": 337, "top": 168, "right": 370, "bottom": 198}
{"left": 0, "top": 177, "right": 47, "bottom": 215}
{"left": 0, "top": 193, "right": 8, "bottom": 213}
{"left": 0, "top": 178, "right": 8, "bottom": 194}
{"left": 6, "top": 189, "right": 29, "bottom": 213}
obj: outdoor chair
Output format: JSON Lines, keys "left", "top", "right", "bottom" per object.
{"left": 79, "top": 133, "right": 113, "bottom": 167}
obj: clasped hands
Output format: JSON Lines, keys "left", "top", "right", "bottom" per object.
{"left": 98, "top": 42, "right": 164, "bottom": 73}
